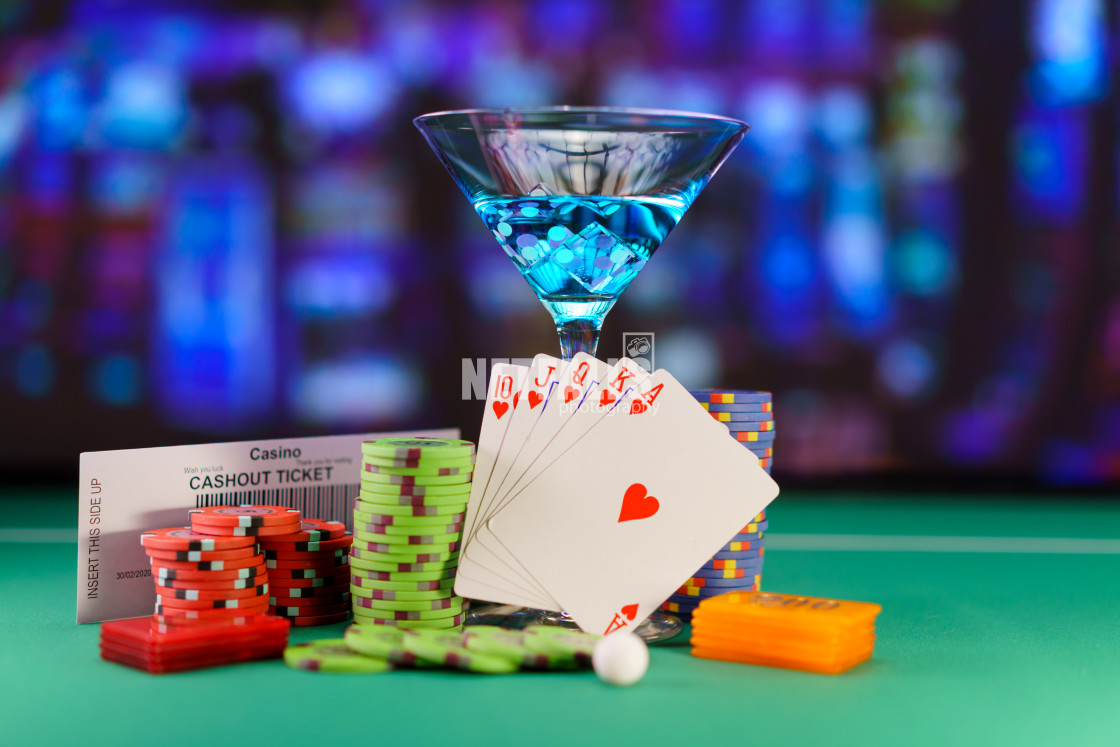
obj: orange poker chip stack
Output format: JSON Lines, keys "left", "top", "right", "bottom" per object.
{"left": 690, "top": 591, "right": 881, "bottom": 675}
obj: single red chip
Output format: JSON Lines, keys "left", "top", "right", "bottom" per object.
{"left": 101, "top": 614, "right": 288, "bottom": 647}
{"left": 158, "top": 583, "right": 269, "bottom": 601}
{"left": 99, "top": 637, "right": 286, "bottom": 663}
{"left": 266, "top": 556, "right": 349, "bottom": 570}
{"left": 267, "top": 581, "right": 349, "bottom": 596}
{"left": 144, "top": 545, "right": 260, "bottom": 563}
{"left": 189, "top": 521, "right": 302, "bottom": 538}
{"left": 257, "top": 534, "right": 352, "bottom": 552}
{"left": 263, "top": 548, "right": 348, "bottom": 561}
{"left": 268, "top": 576, "right": 349, "bottom": 590}
{"left": 149, "top": 609, "right": 282, "bottom": 628}
{"left": 269, "top": 593, "right": 350, "bottom": 607}
{"left": 155, "top": 575, "right": 267, "bottom": 591}
{"left": 99, "top": 635, "right": 289, "bottom": 660}
{"left": 270, "top": 602, "right": 350, "bottom": 617}
{"left": 284, "top": 611, "right": 351, "bottom": 627}
{"left": 254, "top": 518, "right": 347, "bottom": 543}
{"left": 188, "top": 505, "right": 302, "bottom": 528}
{"left": 266, "top": 564, "right": 349, "bottom": 579}
{"left": 151, "top": 563, "right": 267, "bottom": 582}
{"left": 155, "top": 595, "right": 270, "bottom": 612}
{"left": 99, "top": 649, "right": 227, "bottom": 674}
{"left": 149, "top": 555, "right": 265, "bottom": 572}
{"left": 99, "top": 639, "right": 285, "bottom": 673}
{"left": 140, "top": 527, "right": 257, "bottom": 552}
{"left": 155, "top": 591, "right": 271, "bottom": 609}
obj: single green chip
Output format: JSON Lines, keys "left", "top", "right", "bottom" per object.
{"left": 350, "top": 576, "right": 456, "bottom": 592}
{"left": 282, "top": 639, "right": 392, "bottom": 674}
{"left": 343, "top": 625, "right": 436, "bottom": 667}
{"left": 353, "top": 528, "right": 461, "bottom": 546}
{"left": 522, "top": 625, "right": 599, "bottom": 667}
{"left": 460, "top": 626, "right": 550, "bottom": 668}
{"left": 351, "top": 539, "right": 456, "bottom": 557}
{"left": 352, "top": 610, "right": 466, "bottom": 629}
{"left": 358, "top": 485, "right": 471, "bottom": 503}
{"left": 361, "top": 471, "right": 472, "bottom": 488}
{"left": 351, "top": 544, "right": 460, "bottom": 562}
{"left": 353, "top": 499, "right": 466, "bottom": 516}
{"left": 354, "top": 595, "right": 464, "bottom": 612}
{"left": 349, "top": 584, "right": 460, "bottom": 602}
{"left": 348, "top": 555, "right": 460, "bottom": 573}
{"left": 350, "top": 566, "right": 457, "bottom": 582}
{"left": 352, "top": 602, "right": 466, "bottom": 620}
{"left": 402, "top": 630, "right": 518, "bottom": 674}
{"left": 354, "top": 509, "right": 466, "bottom": 527}
{"left": 359, "top": 520, "right": 463, "bottom": 537}
{"left": 362, "top": 461, "right": 475, "bottom": 477}
{"left": 362, "top": 454, "right": 476, "bottom": 470}
{"left": 358, "top": 480, "right": 472, "bottom": 496}
{"left": 463, "top": 626, "right": 582, "bottom": 669}
{"left": 361, "top": 437, "right": 476, "bottom": 461}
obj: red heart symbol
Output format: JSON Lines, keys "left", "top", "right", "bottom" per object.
{"left": 513, "top": 392, "right": 520, "bottom": 408}
{"left": 564, "top": 386, "right": 578, "bottom": 403}
{"left": 629, "top": 399, "right": 648, "bottom": 415}
{"left": 618, "top": 483, "right": 659, "bottom": 523}
{"left": 621, "top": 603, "right": 638, "bottom": 621}
{"left": 528, "top": 390, "right": 543, "bottom": 409}
{"left": 599, "top": 390, "right": 616, "bottom": 407}
{"left": 492, "top": 401, "right": 509, "bottom": 420}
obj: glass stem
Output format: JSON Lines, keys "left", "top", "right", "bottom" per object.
{"left": 556, "top": 319, "right": 602, "bottom": 362}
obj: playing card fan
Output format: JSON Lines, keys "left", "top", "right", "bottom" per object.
{"left": 456, "top": 354, "right": 779, "bottom": 637}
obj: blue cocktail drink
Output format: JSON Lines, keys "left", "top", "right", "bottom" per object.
{"left": 416, "top": 107, "right": 747, "bottom": 360}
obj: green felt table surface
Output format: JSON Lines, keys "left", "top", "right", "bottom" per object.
{"left": 2, "top": 487, "right": 1120, "bottom": 746}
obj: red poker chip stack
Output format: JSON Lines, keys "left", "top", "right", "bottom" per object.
{"left": 182, "top": 505, "right": 315, "bottom": 619}
{"left": 103, "top": 505, "right": 357, "bottom": 674}
{"left": 142, "top": 524, "right": 271, "bottom": 616}
{"left": 99, "top": 611, "right": 290, "bottom": 674}
{"left": 256, "top": 518, "right": 353, "bottom": 626}
{"left": 176, "top": 507, "right": 353, "bottom": 625}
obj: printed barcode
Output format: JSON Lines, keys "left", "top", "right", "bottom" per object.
{"left": 195, "top": 484, "right": 360, "bottom": 530}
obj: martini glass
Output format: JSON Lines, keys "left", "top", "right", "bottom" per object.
{"left": 414, "top": 107, "right": 748, "bottom": 639}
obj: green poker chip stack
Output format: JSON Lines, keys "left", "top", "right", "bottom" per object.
{"left": 350, "top": 437, "right": 475, "bottom": 630}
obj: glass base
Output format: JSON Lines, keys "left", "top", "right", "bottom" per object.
{"left": 554, "top": 316, "right": 605, "bottom": 361}
{"left": 465, "top": 603, "right": 683, "bottom": 643}
{"left": 463, "top": 603, "right": 540, "bottom": 630}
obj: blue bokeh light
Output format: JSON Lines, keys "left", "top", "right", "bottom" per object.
{"left": 14, "top": 344, "right": 54, "bottom": 398}
{"left": 90, "top": 353, "right": 143, "bottom": 407}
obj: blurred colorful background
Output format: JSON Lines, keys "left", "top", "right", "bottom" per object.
{"left": 1, "top": 0, "right": 1118, "bottom": 489}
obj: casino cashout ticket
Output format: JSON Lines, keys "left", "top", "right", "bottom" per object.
{"left": 77, "top": 428, "right": 458, "bottom": 624}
